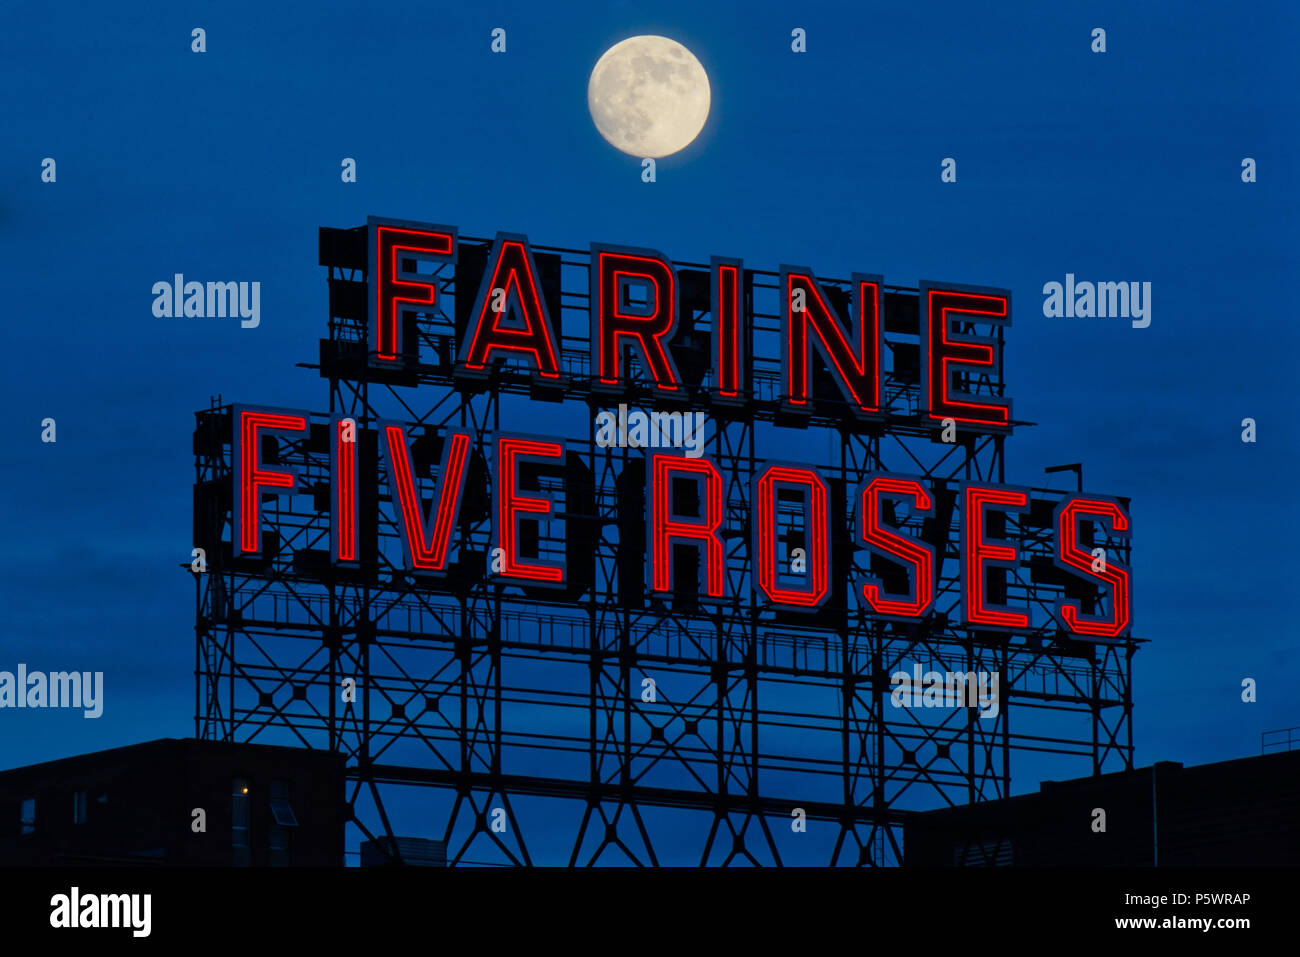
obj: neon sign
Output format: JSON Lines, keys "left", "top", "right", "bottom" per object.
{"left": 223, "top": 216, "right": 1132, "bottom": 638}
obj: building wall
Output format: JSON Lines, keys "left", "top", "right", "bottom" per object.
{"left": 903, "top": 751, "right": 1300, "bottom": 867}
{"left": 0, "top": 738, "right": 345, "bottom": 866}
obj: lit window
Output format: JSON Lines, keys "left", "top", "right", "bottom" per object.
{"left": 19, "top": 798, "right": 35, "bottom": 836}
{"left": 232, "top": 777, "right": 250, "bottom": 865}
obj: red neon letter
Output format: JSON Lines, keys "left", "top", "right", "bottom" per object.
{"left": 460, "top": 236, "right": 561, "bottom": 378}
{"left": 783, "top": 270, "right": 881, "bottom": 415}
{"left": 332, "top": 418, "right": 358, "bottom": 563}
{"left": 858, "top": 476, "right": 935, "bottom": 618}
{"left": 963, "top": 485, "right": 1029, "bottom": 629}
{"left": 383, "top": 426, "right": 470, "bottom": 572}
{"left": 755, "top": 466, "right": 829, "bottom": 608}
{"left": 649, "top": 455, "right": 724, "bottom": 597}
{"left": 372, "top": 222, "right": 455, "bottom": 361}
{"left": 236, "top": 409, "right": 307, "bottom": 556}
{"left": 495, "top": 436, "right": 565, "bottom": 583}
{"left": 923, "top": 287, "right": 1011, "bottom": 428}
{"left": 714, "top": 259, "right": 743, "bottom": 399}
{"left": 1055, "top": 497, "right": 1132, "bottom": 638}
{"left": 592, "top": 249, "right": 681, "bottom": 391}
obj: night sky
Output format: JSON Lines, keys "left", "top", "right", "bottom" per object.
{"left": 2, "top": 0, "right": 1297, "bottom": 862}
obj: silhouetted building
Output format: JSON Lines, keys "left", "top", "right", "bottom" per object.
{"left": 0, "top": 738, "right": 345, "bottom": 866}
{"left": 903, "top": 750, "right": 1300, "bottom": 866}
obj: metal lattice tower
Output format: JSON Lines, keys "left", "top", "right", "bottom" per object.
{"left": 193, "top": 225, "right": 1139, "bottom": 865}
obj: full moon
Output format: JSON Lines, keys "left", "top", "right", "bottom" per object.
{"left": 587, "top": 36, "right": 711, "bottom": 158}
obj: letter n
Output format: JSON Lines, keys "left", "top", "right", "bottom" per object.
{"left": 781, "top": 268, "right": 883, "bottom": 417}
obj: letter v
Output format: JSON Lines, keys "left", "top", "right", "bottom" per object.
{"left": 383, "top": 426, "right": 472, "bottom": 571}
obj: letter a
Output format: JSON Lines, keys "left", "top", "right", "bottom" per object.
{"left": 50, "top": 895, "right": 71, "bottom": 929}
{"left": 1042, "top": 281, "right": 1064, "bottom": 317}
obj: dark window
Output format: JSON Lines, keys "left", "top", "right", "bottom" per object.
{"left": 268, "top": 780, "right": 296, "bottom": 866}
{"left": 73, "top": 791, "right": 87, "bottom": 825}
{"left": 19, "top": 798, "right": 35, "bottom": 836}
{"left": 269, "top": 780, "right": 298, "bottom": 827}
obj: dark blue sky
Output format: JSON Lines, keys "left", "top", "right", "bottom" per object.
{"left": 2, "top": 0, "right": 1297, "bottom": 859}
